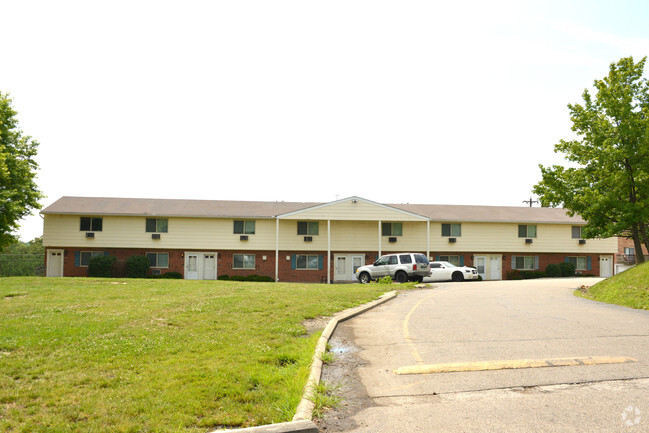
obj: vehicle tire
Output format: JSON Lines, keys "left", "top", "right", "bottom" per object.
{"left": 413, "top": 276, "right": 423, "bottom": 283}
{"left": 452, "top": 272, "right": 464, "bottom": 282}
{"left": 359, "top": 272, "right": 371, "bottom": 284}
{"left": 395, "top": 271, "right": 408, "bottom": 284}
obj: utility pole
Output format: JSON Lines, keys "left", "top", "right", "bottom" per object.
{"left": 523, "top": 197, "right": 539, "bottom": 207}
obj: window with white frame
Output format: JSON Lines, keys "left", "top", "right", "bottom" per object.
{"left": 80, "top": 217, "right": 103, "bottom": 232}
{"left": 624, "top": 247, "right": 635, "bottom": 256}
{"left": 147, "top": 252, "right": 169, "bottom": 268}
{"left": 296, "top": 254, "right": 319, "bottom": 270}
{"left": 518, "top": 224, "right": 537, "bottom": 238}
{"left": 439, "top": 255, "right": 460, "bottom": 266}
{"left": 234, "top": 220, "right": 255, "bottom": 234}
{"left": 571, "top": 226, "right": 582, "bottom": 239}
{"left": 146, "top": 218, "right": 168, "bottom": 233}
{"left": 382, "top": 222, "right": 402, "bottom": 236}
{"left": 567, "top": 256, "right": 588, "bottom": 270}
{"left": 513, "top": 256, "right": 536, "bottom": 270}
{"left": 79, "top": 251, "right": 104, "bottom": 267}
{"left": 233, "top": 254, "right": 255, "bottom": 269}
{"left": 297, "top": 221, "right": 319, "bottom": 236}
{"left": 441, "top": 223, "right": 461, "bottom": 237}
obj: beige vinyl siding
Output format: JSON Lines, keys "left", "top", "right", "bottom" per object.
{"left": 430, "top": 222, "right": 617, "bottom": 253}
{"left": 43, "top": 215, "right": 278, "bottom": 250}
{"left": 279, "top": 199, "right": 427, "bottom": 222}
{"left": 277, "top": 220, "right": 329, "bottom": 250}
{"left": 327, "top": 221, "right": 427, "bottom": 251}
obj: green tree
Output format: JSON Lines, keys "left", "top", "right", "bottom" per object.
{"left": 0, "top": 92, "right": 43, "bottom": 248}
{"left": 533, "top": 57, "right": 649, "bottom": 263}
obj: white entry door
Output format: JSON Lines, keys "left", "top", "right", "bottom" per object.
{"left": 600, "top": 255, "right": 613, "bottom": 278}
{"left": 334, "top": 254, "right": 365, "bottom": 281}
{"left": 488, "top": 255, "right": 502, "bottom": 280}
{"left": 185, "top": 252, "right": 218, "bottom": 280}
{"left": 46, "top": 249, "right": 64, "bottom": 277}
{"left": 474, "top": 256, "right": 486, "bottom": 280}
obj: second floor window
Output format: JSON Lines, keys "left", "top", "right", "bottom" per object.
{"left": 297, "top": 221, "right": 319, "bottom": 236}
{"left": 572, "top": 226, "right": 582, "bottom": 239}
{"left": 146, "top": 218, "right": 168, "bottom": 233}
{"left": 518, "top": 224, "right": 537, "bottom": 238}
{"left": 234, "top": 220, "right": 255, "bottom": 234}
{"left": 382, "top": 222, "right": 402, "bottom": 236}
{"left": 442, "top": 223, "right": 461, "bottom": 237}
{"left": 80, "top": 217, "right": 103, "bottom": 232}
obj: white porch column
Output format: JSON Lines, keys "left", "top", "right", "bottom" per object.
{"left": 327, "top": 219, "right": 331, "bottom": 284}
{"left": 378, "top": 220, "right": 382, "bottom": 258}
{"left": 426, "top": 219, "right": 430, "bottom": 258}
{"left": 275, "top": 218, "right": 279, "bottom": 282}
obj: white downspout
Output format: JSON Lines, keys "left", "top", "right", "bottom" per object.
{"left": 275, "top": 218, "right": 279, "bottom": 282}
{"left": 327, "top": 219, "right": 331, "bottom": 284}
{"left": 378, "top": 220, "right": 382, "bottom": 258}
{"left": 426, "top": 219, "right": 430, "bottom": 259}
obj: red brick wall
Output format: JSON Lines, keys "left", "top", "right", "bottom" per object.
{"left": 46, "top": 247, "right": 609, "bottom": 281}
{"left": 618, "top": 237, "right": 648, "bottom": 255}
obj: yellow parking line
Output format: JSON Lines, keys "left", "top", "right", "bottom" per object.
{"left": 403, "top": 293, "right": 437, "bottom": 365}
{"left": 395, "top": 356, "right": 637, "bottom": 375}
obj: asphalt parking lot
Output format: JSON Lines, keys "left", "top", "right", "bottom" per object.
{"left": 319, "top": 278, "right": 649, "bottom": 432}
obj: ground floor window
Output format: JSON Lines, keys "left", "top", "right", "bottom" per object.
{"left": 233, "top": 254, "right": 255, "bottom": 269}
{"left": 439, "top": 255, "right": 460, "bottom": 266}
{"left": 79, "top": 251, "right": 104, "bottom": 267}
{"left": 567, "top": 256, "right": 588, "bottom": 270}
{"left": 513, "top": 255, "right": 537, "bottom": 270}
{"left": 147, "top": 252, "right": 169, "bottom": 268}
{"left": 296, "top": 254, "right": 319, "bottom": 270}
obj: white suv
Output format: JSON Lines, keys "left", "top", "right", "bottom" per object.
{"left": 356, "top": 253, "right": 431, "bottom": 284}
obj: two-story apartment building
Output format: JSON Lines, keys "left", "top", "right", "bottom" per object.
{"left": 41, "top": 196, "right": 618, "bottom": 282}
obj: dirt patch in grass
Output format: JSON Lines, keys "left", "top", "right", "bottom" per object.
{"left": 316, "top": 321, "right": 376, "bottom": 432}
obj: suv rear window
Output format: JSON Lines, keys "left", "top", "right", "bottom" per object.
{"left": 399, "top": 254, "right": 412, "bottom": 264}
{"left": 414, "top": 254, "right": 429, "bottom": 264}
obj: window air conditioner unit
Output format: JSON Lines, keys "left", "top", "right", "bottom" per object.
{"left": 579, "top": 239, "right": 586, "bottom": 245}
{"left": 304, "top": 236, "right": 313, "bottom": 242}
{"left": 240, "top": 235, "right": 248, "bottom": 241}
{"left": 525, "top": 238, "right": 533, "bottom": 244}
{"left": 152, "top": 233, "right": 161, "bottom": 240}
{"left": 389, "top": 237, "right": 397, "bottom": 243}
{"left": 448, "top": 237, "right": 456, "bottom": 243}
{"left": 86, "top": 232, "right": 95, "bottom": 238}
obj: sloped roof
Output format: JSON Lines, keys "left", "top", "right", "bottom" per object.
{"left": 41, "top": 196, "right": 584, "bottom": 224}
{"left": 392, "top": 203, "right": 584, "bottom": 224}
{"left": 41, "top": 196, "right": 319, "bottom": 219}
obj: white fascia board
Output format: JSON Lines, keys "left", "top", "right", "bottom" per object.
{"left": 275, "top": 196, "right": 429, "bottom": 221}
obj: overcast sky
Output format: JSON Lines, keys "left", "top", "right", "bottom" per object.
{"left": 3, "top": 0, "right": 649, "bottom": 241}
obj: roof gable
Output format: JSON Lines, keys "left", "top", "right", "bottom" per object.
{"left": 276, "top": 196, "right": 429, "bottom": 221}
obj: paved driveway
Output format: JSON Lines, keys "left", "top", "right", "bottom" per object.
{"left": 319, "top": 278, "right": 649, "bottom": 432}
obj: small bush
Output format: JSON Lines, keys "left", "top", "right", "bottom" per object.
{"left": 545, "top": 264, "right": 562, "bottom": 278}
{"left": 375, "top": 275, "right": 393, "bottom": 284}
{"left": 149, "top": 272, "right": 183, "bottom": 279}
{"left": 507, "top": 270, "right": 546, "bottom": 280}
{"left": 126, "top": 255, "right": 150, "bottom": 278}
{"left": 88, "top": 255, "right": 117, "bottom": 278}
{"left": 560, "top": 262, "right": 576, "bottom": 277}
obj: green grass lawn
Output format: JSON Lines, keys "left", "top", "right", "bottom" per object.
{"left": 577, "top": 261, "right": 649, "bottom": 310}
{"left": 0, "top": 278, "right": 388, "bottom": 432}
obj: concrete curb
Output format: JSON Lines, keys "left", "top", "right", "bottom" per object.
{"left": 292, "top": 290, "right": 398, "bottom": 422}
{"left": 214, "top": 290, "right": 398, "bottom": 433}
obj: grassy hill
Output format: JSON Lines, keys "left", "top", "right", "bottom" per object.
{"left": 578, "top": 261, "right": 649, "bottom": 310}
{"left": 0, "top": 277, "right": 388, "bottom": 432}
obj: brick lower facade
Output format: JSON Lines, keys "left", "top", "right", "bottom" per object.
{"left": 46, "top": 247, "right": 611, "bottom": 281}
